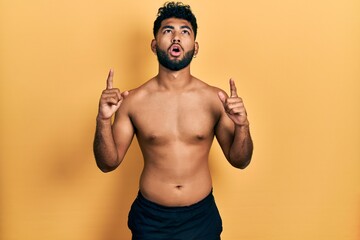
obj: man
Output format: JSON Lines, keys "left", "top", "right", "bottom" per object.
{"left": 93, "top": 2, "right": 253, "bottom": 239}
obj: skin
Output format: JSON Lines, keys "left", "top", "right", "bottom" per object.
{"left": 93, "top": 18, "right": 253, "bottom": 206}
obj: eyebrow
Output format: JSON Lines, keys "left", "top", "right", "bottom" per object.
{"left": 180, "top": 26, "right": 192, "bottom": 32}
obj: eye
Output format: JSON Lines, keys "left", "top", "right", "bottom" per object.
{"left": 163, "top": 29, "right": 172, "bottom": 34}
{"left": 182, "top": 30, "right": 190, "bottom": 35}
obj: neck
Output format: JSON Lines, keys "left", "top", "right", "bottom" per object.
{"left": 156, "top": 65, "right": 193, "bottom": 90}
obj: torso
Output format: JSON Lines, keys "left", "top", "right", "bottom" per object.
{"left": 124, "top": 76, "right": 223, "bottom": 206}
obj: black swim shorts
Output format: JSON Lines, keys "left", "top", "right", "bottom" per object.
{"left": 128, "top": 190, "right": 223, "bottom": 240}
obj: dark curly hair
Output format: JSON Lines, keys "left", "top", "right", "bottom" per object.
{"left": 153, "top": 2, "right": 198, "bottom": 39}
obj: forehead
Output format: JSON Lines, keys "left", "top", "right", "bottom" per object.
{"left": 160, "top": 17, "right": 193, "bottom": 30}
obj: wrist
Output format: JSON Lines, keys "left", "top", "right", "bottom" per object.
{"left": 235, "top": 123, "right": 250, "bottom": 133}
{"left": 96, "top": 115, "right": 112, "bottom": 125}
{"left": 235, "top": 120, "right": 249, "bottom": 129}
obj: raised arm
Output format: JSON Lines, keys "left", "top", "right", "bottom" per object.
{"left": 215, "top": 79, "right": 253, "bottom": 169}
{"left": 93, "top": 69, "right": 133, "bottom": 172}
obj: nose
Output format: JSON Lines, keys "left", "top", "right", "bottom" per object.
{"left": 171, "top": 29, "right": 181, "bottom": 43}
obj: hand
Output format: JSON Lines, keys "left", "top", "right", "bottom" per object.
{"left": 97, "top": 69, "right": 129, "bottom": 121}
{"left": 218, "top": 79, "right": 249, "bottom": 127}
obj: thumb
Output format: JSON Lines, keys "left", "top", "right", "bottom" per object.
{"left": 217, "top": 91, "right": 227, "bottom": 104}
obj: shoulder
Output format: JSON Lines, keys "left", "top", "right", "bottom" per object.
{"left": 190, "top": 78, "right": 227, "bottom": 115}
{"left": 192, "top": 77, "right": 226, "bottom": 100}
{"left": 122, "top": 78, "right": 156, "bottom": 101}
{"left": 116, "top": 78, "right": 156, "bottom": 114}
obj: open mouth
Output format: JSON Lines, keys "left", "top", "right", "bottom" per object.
{"left": 169, "top": 44, "right": 182, "bottom": 57}
{"left": 172, "top": 46, "right": 180, "bottom": 52}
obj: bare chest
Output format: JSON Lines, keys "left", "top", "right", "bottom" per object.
{"left": 130, "top": 93, "right": 219, "bottom": 143}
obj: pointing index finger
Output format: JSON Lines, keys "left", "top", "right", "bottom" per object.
{"left": 230, "top": 78, "right": 238, "bottom": 97}
{"left": 106, "top": 69, "right": 114, "bottom": 89}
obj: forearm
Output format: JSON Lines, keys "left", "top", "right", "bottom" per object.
{"left": 229, "top": 124, "right": 253, "bottom": 169}
{"left": 93, "top": 118, "right": 119, "bottom": 172}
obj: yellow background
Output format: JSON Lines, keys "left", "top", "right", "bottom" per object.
{"left": 1, "top": 0, "right": 359, "bottom": 239}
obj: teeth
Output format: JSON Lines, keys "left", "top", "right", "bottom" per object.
{"left": 172, "top": 45, "right": 180, "bottom": 51}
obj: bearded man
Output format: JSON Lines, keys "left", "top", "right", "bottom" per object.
{"left": 93, "top": 2, "right": 253, "bottom": 239}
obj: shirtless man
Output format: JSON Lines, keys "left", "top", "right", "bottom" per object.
{"left": 93, "top": 2, "right": 253, "bottom": 239}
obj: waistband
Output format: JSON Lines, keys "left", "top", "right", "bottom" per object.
{"left": 136, "top": 189, "right": 214, "bottom": 213}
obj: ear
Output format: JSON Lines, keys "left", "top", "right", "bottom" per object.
{"left": 151, "top": 39, "right": 157, "bottom": 54}
{"left": 194, "top": 42, "right": 199, "bottom": 56}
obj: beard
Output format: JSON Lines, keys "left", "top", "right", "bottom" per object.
{"left": 156, "top": 45, "right": 195, "bottom": 71}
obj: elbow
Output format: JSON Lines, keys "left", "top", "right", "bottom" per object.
{"left": 97, "top": 163, "right": 118, "bottom": 173}
{"left": 95, "top": 157, "right": 120, "bottom": 173}
{"left": 228, "top": 152, "right": 252, "bottom": 169}
{"left": 228, "top": 146, "right": 253, "bottom": 169}
{"left": 231, "top": 158, "right": 251, "bottom": 169}
{"left": 98, "top": 165, "right": 117, "bottom": 173}
{"left": 93, "top": 148, "right": 122, "bottom": 173}
{"left": 239, "top": 159, "right": 251, "bottom": 169}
